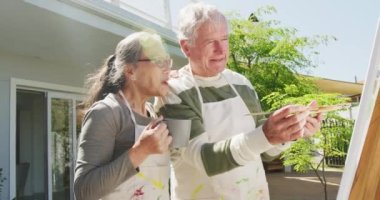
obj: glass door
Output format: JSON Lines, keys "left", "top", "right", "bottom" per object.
{"left": 16, "top": 89, "right": 83, "bottom": 200}
{"left": 16, "top": 89, "right": 48, "bottom": 200}
{"left": 47, "top": 92, "right": 82, "bottom": 200}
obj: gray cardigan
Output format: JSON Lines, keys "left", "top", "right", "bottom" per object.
{"left": 74, "top": 93, "right": 152, "bottom": 200}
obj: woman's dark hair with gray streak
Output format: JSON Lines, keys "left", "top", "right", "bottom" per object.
{"left": 82, "top": 31, "right": 161, "bottom": 110}
{"left": 177, "top": 2, "right": 228, "bottom": 45}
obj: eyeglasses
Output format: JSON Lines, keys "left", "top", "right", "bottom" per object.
{"left": 137, "top": 57, "right": 173, "bottom": 69}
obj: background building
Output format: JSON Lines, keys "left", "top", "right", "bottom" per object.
{"left": 311, "top": 76, "right": 363, "bottom": 120}
{"left": 0, "top": 1, "right": 185, "bottom": 199}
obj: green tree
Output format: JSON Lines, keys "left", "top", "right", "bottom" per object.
{"left": 227, "top": 6, "right": 336, "bottom": 110}
{"left": 227, "top": 6, "right": 352, "bottom": 200}
{"left": 263, "top": 91, "right": 353, "bottom": 200}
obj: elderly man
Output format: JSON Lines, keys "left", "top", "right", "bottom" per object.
{"left": 155, "top": 2, "right": 322, "bottom": 199}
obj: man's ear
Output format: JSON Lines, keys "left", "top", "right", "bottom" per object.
{"left": 180, "top": 39, "right": 191, "bottom": 57}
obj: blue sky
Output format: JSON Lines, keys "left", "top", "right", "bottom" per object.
{"left": 170, "top": 0, "right": 380, "bottom": 82}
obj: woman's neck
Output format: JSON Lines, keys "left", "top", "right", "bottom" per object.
{"left": 121, "top": 88, "right": 148, "bottom": 117}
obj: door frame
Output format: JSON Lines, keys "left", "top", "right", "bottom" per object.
{"left": 10, "top": 78, "right": 84, "bottom": 199}
{"left": 47, "top": 92, "right": 83, "bottom": 200}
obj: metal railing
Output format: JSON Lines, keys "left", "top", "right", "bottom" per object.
{"left": 322, "top": 118, "right": 354, "bottom": 167}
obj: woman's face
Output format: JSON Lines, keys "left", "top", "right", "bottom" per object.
{"left": 127, "top": 43, "right": 171, "bottom": 97}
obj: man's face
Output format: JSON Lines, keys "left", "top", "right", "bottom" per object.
{"left": 183, "top": 20, "right": 229, "bottom": 77}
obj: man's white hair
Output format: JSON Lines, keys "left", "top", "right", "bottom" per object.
{"left": 177, "top": 2, "right": 227, "bottom": 43}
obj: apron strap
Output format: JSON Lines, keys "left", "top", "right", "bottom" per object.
{"left": 221, "top": 70, "right": 242, "bottom": 99}
{"left": 188, "top": 66, "right": 246, "bottom": 112}
{"left": 118, "top": 90, "right": 137, "bottom": 124}
{"left": 187, "top": 65, "right": 205, "bottom": 114}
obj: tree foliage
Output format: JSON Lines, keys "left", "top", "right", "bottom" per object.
{"left": 268, "top": 92, "right": 353, "bottom": 200}
{"left": 227, "top": 6, "right": 352, "bottom": 200}
{"left": 227, "top": 6, "right": 336, "bottom": 110}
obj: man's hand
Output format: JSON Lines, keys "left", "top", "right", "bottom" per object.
{"left": 303, "top": 101, "right": 323, "bottom": 138}
{"left": 262, "top": 101, "right": 323, "bottom": 145}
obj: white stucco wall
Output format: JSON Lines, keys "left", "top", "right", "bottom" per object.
{"left": 0, "top": 52, "right": 96, "bottom": 89}
{"left": 0, "top": 79, "right": 10, "bottom": 200}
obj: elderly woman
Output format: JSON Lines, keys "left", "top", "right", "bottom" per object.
{"left": 74, "top": 31, "right": 173, "bottom": 200}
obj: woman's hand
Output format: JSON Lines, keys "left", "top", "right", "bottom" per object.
{"left": 128, "top": 116, "right": 172, "bottom": 168}
{"left": 137, "top": 116, "right": 173, "bottom": 154}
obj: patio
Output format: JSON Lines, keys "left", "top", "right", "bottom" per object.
{"left": 267, "top": 170, "right": 342, "bottom": 200}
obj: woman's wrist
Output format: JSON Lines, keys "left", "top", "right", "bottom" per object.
{"left": 128, "top": 144, "right": 149, "bottom": 168}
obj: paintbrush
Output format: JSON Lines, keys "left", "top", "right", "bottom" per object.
{"left": 246, "top": 103, "right": 351, "bottom": 116}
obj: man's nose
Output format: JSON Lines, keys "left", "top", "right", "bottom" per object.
{"left": 214, "top": 41, "right": 226, "bottom": 54}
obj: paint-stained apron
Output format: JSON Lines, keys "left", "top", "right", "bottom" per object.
{"left": 102, "top": 91, "right": 170, "bottom": 200}
{"left": 190, "top": 67, "right": 270, "bottom": 199}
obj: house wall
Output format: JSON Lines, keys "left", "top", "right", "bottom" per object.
{"left": 0, "top": 79, "right": 11, "bottom": 200}
{"left": 0, "top": 51, "right": 96, "bottom": 199}
{"left": 0, "top": 52, "right": 95, "bottom": 88}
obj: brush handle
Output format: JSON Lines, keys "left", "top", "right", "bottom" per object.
{"left": 247, "top": 104, "right": 351, "bottom": 116}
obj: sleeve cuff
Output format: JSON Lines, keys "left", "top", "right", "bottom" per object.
{"left": 264, "top": 142, "right": 291, "bottom": 157}
{"left": 229, "top": 125, "right": 274, "bottom": 165}
{"left": 124, "top": 151, "right": 139, "bottom": 177}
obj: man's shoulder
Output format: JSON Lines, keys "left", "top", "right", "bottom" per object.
{"left": 168, "top": 66, "right": 196, "bottom": 94}
{"left": 223, "top": 68, "right": 251, "bottom": 86}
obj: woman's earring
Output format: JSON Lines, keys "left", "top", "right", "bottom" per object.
{"left": 131, "top": 75, "right": 136, "bottom": 81}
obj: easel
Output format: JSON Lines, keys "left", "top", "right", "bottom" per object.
{"left": 337, "top": 20, "right": 380, "bottom": 200}
{"left": 349, "top": 92, "right": 380, "bottom": 199}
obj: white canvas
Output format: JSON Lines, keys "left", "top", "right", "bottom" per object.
{"left": 337, "top": 20, "right": 380, "bottom": 200}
